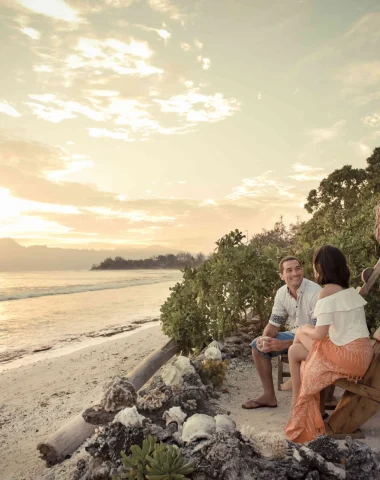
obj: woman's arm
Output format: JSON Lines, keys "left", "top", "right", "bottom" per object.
{"left": 300, "top": 324, "right": 329, "bottom": 341}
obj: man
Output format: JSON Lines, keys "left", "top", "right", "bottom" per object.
{"left": 242, "top": 256, "right": 321, "bottom": 409}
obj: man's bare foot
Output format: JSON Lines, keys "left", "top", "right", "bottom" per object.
{"left": 242, "top": 396, "right": 277, "bottom": 409}
{"left": 280, "top": 378, "right": 292, "bottom": 391}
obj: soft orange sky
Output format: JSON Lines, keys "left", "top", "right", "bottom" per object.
{"left": 1, "top": 0, "right": 379, "bottom": 252}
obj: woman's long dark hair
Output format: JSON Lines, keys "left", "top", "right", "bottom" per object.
{"left": 313, "top": 245, "right": 350, "bottom": 288}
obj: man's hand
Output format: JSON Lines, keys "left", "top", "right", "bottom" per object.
{"left": 257, "top": 336, "right": 283, "bottom": 353}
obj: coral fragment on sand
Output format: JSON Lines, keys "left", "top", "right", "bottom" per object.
{"left": 113, "top": 406, "right": 145, "bottom": 428}
{"left": 136, "top": 388, "right": 167, "bottom": 411}
{"left": 182, "top": 414, "right": 216, "bottom": 443}
{"left": 100, "top": 376, "right": 137, "bottom": 412}
{"left": 163, "top": 406, "right": 187, "bottom": 426}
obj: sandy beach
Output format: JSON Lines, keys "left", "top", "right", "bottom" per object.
{"left": 0, "top": 326, "right": 168, "bottom": 480}
{"left": 1, "top": 326, "right": 380, "bottom": 480}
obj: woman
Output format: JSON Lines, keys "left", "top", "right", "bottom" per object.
{"left": 285, "top": 245, "right": 373, "bottom": 443}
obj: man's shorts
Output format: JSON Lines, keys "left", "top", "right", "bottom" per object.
{"left": 250, "top": 331, "right": 295, "bottom": 360}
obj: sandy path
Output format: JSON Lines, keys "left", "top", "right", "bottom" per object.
{"left": 0, "top": 326, "right": 167, "bottom": 480}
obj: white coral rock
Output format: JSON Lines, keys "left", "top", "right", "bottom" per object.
{"left": 182, "top": 414, "right": 216, "bottom": 443}
{"left": 162, "top": 365, "right": 183, "bottom": 387}
{"left": 208, "top": 340, "right": 224, "bottom": 351}
{"left": 215, "top": 414, "right": 236, "bottom": 433}
{"left": 173, "top": 356, "right": 196, "bottom": 375}
{"left": 113, "top": 406, "right": 145, "bottom": 428}
{"left": 162, "top": 356, "right": 195, "bottom": 387}
{"left": 163, "top": 406, "right": 187, "bottom": 426}
{"left": 204, "top": 346, "right": 222, "bottom": 360}
{"left": 240, "top": 425, "right": 288, "bottom": 459}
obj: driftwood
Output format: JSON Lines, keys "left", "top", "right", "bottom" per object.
{"left": 37, "top": 338, "right": 180, "bottom": 465}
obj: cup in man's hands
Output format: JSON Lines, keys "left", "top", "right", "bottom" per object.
{"left": 258, "top": 335, "right": 271, "bottom": 352}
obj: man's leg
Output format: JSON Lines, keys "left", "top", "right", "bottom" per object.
{"left": 242, "top": 332, "right": 294, "bottom": 409}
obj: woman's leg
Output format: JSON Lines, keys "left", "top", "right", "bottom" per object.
{"left": 288, "top": 343, "right": 309, "bottom": 408}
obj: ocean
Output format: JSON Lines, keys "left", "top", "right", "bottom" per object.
{"left": 0, "top": 269, "right": 183, "bottom": 371}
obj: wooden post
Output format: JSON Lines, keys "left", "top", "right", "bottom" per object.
{"left": 358, "top": 259, "right": 380, "bottom": 296}
{"left": 37, "top": 339, "right": 180, "bottom": 465}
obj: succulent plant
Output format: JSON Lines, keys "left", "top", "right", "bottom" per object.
{"left": 146, "top": 444, "right": 194, "bottom": 480}
{"left": 113, "top": 434, "right": 194, "bottom": 480}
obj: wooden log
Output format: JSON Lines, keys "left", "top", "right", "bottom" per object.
{"left": 328, "top": 341, "right": 380, "bottom": 434}
{"left": 37, "top": 339, "right": 180, "bottom": 465}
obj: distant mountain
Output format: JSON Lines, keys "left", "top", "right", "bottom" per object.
{"left": 0, "top": 238, "right": 180, "bottom": 271}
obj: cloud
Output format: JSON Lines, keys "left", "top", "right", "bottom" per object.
{"left": 289, "top": 164, "right": 325, "bottom": 182}
{"left": 16, "top": 0, "right": 80, "bottom": 22}
{"left": 20, "top": 27, "right": 40, "bottom": 39}
{"left": 88, "top": 127, "right": 132, "bottom": 141}
{"left": 0, "top": 101, "right": 22, "bottom": 117}
{"left": 26, "top": 94, "right": 103, "bottom": 123}
{"left": 362, "top": 113, "right": 380, "bottom": 127}
{"left": 194, "top": 39, "right": 203, "bottom": 50}
{"left": 0, "top": 132, "right": 312, "bottom": 251}
{"left": 133, "top": 24, "right": 172, "bottom": 43}
{"left": 33, "top": 65, "right": 54, "bottom": 73}
{"left": 336, "top": 61, "right": 380, "bottom": 87}
{"left": 47, "top": 157, "right": 94, "bottom": 182}
{"left": 227, "top": 172, "right": 297, "bottom": 204}
{"left": 197, "top": 56, "right": 211, "bottom": 70}
{"left": 148, "top": 0, "right": 183, "bottom": 22}
{"left": 155, "top": 88, "right": 240, "bottom": 124}
{"left": 306, "top": 120, "right": 345, "bottom": 144}
{"left": 200, "top": 199, "right": 217, "bottom": 206}
{"left": 180, "top": 42, "right": 191, "bottom": 51}
{"left": 67, "top": 0, "right": 135, "bottom": 13}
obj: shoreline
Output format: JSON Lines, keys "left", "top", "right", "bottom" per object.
{"left": 0, "top": 319, "right": 160, "bottom": 373}
{"left": 0, "top": 325, "right": 168, "bottom": 480}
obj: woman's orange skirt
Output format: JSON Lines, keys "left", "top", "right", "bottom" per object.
{"left": 285, "top": 336, "right": 373, "bottom": 444}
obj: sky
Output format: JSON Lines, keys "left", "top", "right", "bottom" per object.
{"left": 0, "top": 0, "right": 380, "bottom": 253}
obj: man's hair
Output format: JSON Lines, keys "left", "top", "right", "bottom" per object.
{"left": 279, "top": 256, "right": 301, "bottom": 273}
{"left": 313, "top": 245, "right": 350, "bottom": 288}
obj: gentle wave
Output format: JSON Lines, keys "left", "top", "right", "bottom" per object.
{"left": 0, "top": 277, "right": 170, "bottom": 302}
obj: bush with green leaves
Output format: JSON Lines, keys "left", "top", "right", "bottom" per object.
{"left": 113, "top": 435, "right": 194, "bottom": 480}
{"left": 161, "top": 229, "right": 281, "bottom": 353}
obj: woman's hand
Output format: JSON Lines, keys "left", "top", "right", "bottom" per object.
{"left": 300, "top": 324, "right": 329, "bottom": 341}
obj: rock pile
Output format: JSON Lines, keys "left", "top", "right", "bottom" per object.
{"left": 72, "top": 340, "right": 380, "bottom": 480}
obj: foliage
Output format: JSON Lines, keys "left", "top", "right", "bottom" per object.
{"left": 198, "top": 359, "right": 228, "bottom": 388}
{"left": 161, "top": 229, "right": 281, "bottom": 353}
{"left": 112, "top": 435, "right": 194, "bottom": 480}
{"left": 91, "top": 252, "right": 206, "bottom": 270}
{"left": 160, "top": 148, "right": 380, "bottom": 351}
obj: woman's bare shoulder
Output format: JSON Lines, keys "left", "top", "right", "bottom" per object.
{"left": 318, "top": 284, "right": 343, "bottom": 299}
